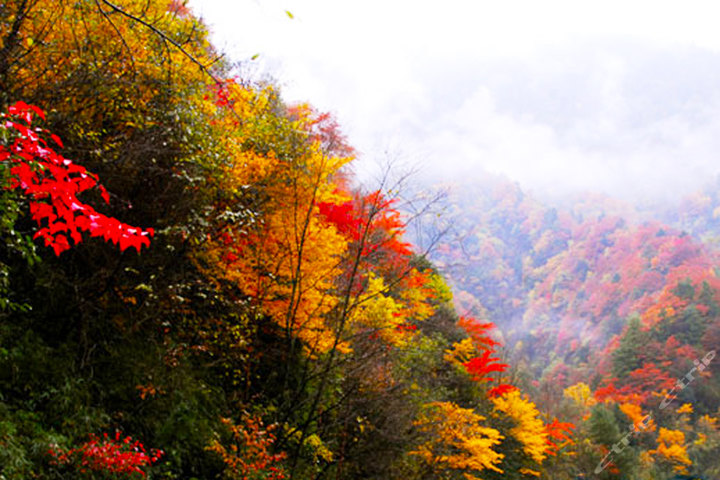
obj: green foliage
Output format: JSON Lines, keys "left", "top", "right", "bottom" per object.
{"left": 0, "top": 165, "right": 36, "bottom": 313}
{"left": 588, "top": 403, "right": 639, "bottom": 479}
{"left": 611, "top": 315, "right": 649, "bottom": 379}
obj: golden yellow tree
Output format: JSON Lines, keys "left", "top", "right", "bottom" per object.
{"left": 491, "top": 390, "right": 548, "bottom": 464}
{"left": 649, "top": 427, "right": 692, "bottom": 473}
{"left": 411, "top": 401, "right": 504, "bottom": 479}
{"left": 1, "top": 0, "right": 214, "bottom": 137}
{"left": 194, "top": 95, "right": 353, "bottom": 354}
{"left": 563, "top": 382, "right": 597, "bottom": 409}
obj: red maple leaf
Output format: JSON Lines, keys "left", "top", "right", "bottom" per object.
{"left": 2, "top": 102, "right": 153, "bottom": 255}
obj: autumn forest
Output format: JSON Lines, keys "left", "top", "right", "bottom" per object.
{"left": 0, "top": 1, "right": 718, "bottom": 479}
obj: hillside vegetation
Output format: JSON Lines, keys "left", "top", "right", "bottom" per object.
{"left": 0, "top": 1, "right": 575, "bottom": 479}
{"left": 0, "top": 1, "right": 717, "bottom": 479}
{"left": 431, "top": 179, "right": 720, "bottom": 479}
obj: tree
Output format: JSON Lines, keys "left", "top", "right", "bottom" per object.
{"left": 611, "top": 315, "right": 648, "bottom": 380}
{"left": 649, "top": 428, "right": 692, "bottom": 474}
{"left": 588, "top": 403, "right": 638, "bottom": 478}
{"left": 491, "top": 390, "right": 548, "bottom": 465}
{"left": 411, "top": 401, "right": 504, "bottom": 479}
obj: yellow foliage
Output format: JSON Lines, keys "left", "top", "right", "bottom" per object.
{"left": 303, "top": 434, "right": 334, "bottom": 463}
{"left": 699, "top": 414, "right": 717, "bottom": 429}
{"left": 519, "top": 467, "right": 542, "bottom": 476}
{"left": 282, "top": 425, "right": 333, "bottom": 463}
{"left": 251, "top": 197, "right": 348, "bottom": 354}
{"left": 346, "top": 267, "right": 442, "bottom": 349}
{"left": 563, "top": 382, "right": 597, "bottom": 408}
{"left": 657, "top": 428, "right": 686, "bottom": 445}
{"left": 349, "top": 273, "right": 415, "bottom": 348}
{"left": 492, "top": 390, "right": 548, "bottom": 464}
{"left": 444, "top": 338, "right": 477, "bottom": 366}
{"left": 426, "top": 272, "right": 453, "bottom": 304}
{"left": 411, "top": 401, "right": 504, "bottom": 476}
{"left": 649, "top": 427, "right": 692, "bottom": 473}
{"left": 196, "top": 103, "right": 353, "bottom": 355}
{"left": 676, "top": 403, "right": 693, "bottom": 414}
{"left": 397, "top": 268, "right": 437, "bottom": 322}
{"left": 6, "top": 0, "right": 213, "bottom": 136}
{"left": 208, "top": 84, "right": 282, "bottom": 185}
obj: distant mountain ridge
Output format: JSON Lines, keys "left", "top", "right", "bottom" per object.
{"left": 428, "top": 176, "right": 720, "bottom": 391}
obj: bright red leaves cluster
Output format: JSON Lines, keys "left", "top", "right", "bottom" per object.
{"left": 462, "top": 350, "right": 508, "bottom": 383}
{"left": 49, "top": 431, "right": 163, "bottom": 476}
{"left": 316, "top": 200, "right": 361, "bottom": 240}
{"left": 544, "top": 418, "right": 575, "bottom": 456}
{"left": 456, "top": 316, "right": 517, "bottom": 397}
{"left": 458, "top": 316, "right": 502, "bottom": 351}
{"left": 1, "top": 101, "right": 153, "bottom": 255}
{"left": 317, "top": 190, "right": 412, "bottom": 260}
{"left": 487, "top": 383, "right": 519, "bottom": 398}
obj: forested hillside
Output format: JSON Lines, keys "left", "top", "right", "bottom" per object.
{"left": 430, "top": 178, "right": 720, "bottom": 479}
{"left": 0, "top": 1, "right": 579, "bottom": 479}
{"left": 1, "top": 1, "right": 718, "bottom": 479}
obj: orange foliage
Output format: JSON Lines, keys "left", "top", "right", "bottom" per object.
{"left": 195, "top": 94, "right": 354, "bottom": 354}
{"left": 458, "top": 316, "right": 502, "bottom": 351}
{"left": 619, "top": 402, "right": 656, "bottom": 432}
{"left": 206, "top": 415, "right": 287, "bottom": 480}
{"left": 649, "top": 427, "right": 692, "bottom": 473}
{"left": 544, "top": 418, "right": 575, "bottom": 456}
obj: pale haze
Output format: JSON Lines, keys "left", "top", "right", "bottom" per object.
{"left": 188, "top": 0, "right": 720, "bottom": 203}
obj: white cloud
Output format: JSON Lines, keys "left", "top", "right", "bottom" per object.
{"left": 189, "top": 0, "right": 720, "bottom": 202}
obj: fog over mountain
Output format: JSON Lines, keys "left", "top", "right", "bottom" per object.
{"left": 191, "top": 1, "right": 720, "bottom": 205}
{"left": 385, "top": 40, "right": 720, "bottom": 205}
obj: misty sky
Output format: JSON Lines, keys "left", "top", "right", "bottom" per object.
{"left": 188, "top": 0, "right": 720, "bottom": 203}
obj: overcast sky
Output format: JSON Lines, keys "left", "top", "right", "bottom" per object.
{"left": 188, "top": 0, "right": 720, "bottom": 203}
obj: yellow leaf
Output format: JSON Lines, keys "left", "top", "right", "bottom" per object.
{"left": 492, "top": 390, "right": 548, "bottom": 464}
{"left": 411, "top": 402, "right": 504, "bottom": 476}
